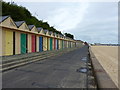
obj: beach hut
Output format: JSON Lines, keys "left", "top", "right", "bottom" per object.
{"left": 49, "top": 31, "right": 54, "bottom": 36}
{"left": 63, "top": 36, "right": 67, "bottom": 48}
{"left": 44, "top": 30, "right": 50, "bottom": 50}
{"left": 53, "top": 33, "right": 57, "bottom": 50}
{"left": 55, "top": 34, "right": 58, "bottom": 50}
{"left": 44, "top": 29, "right": 50, "bottom": 36}
{"left": 47, "top": 37, "right": 50, "bottom": 50}
{"left": 43, "top": 36, "right": 47, "bottom": 51}
{"left": 57, "top": 34, "right": 61, "bottom": 49}
{"left": 49, "top": 31, "right": 54, "bottom": 50}
{"left": 71, "top": 42, "right": 73, "bottom": 48}
{"left": 66, "top": 37, "right": 69, "bottom": 48}
{"left": 66, "top": 41, "right": 67, "bottom": 48}
{"left": 54, "top": 38, "right": 56, "bottom": 50}
{"left": 37, "top": 27, "right": 45, "bottom": 52}
{"left": 39, "top": 36, "right": 43, "bottom": 51}
{"left": 60, "top": 35, "right": 64, "bottom": 49}
{"left": 57, "top": 39, "right": 59, "bottom": 50}
{"left": 58, "top": 39, "right": 61, "bottom": 50}
{"left": 15, "top": 21, "right": 29, "bottom": 31}
{"left": 0, "top": 16, "right": 17, "bottom": 56}
{"left": 50, "top": 37, "right": 53, "bottom": 50}
{"left": 64, "top": 40, "right": 67, "bottom": 48}
{"left": 56, "top": 34, "right": 59, "bottom": 50}
{"left": 58, "top": 34, "right": 63, "bottom": 49}
{"left": 28, "top": 25, "right": 38, "bottom": 52}
{"left": 62, "top": 40, "right": 64, "bottom": 49}
{"left": 15, "top": 21, "right": 30, "bottom": 54}
{"left": 37, "top": 27, "right": 44, "bottom": 35}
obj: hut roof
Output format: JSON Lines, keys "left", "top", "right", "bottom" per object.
{"left": 49, "top": 31, "right": 53, "bottom": 35}
{"left": 44, "top": 29, "right": 49, "bottom": 34}
{"left": 0, "top": 16, "right": 9, "bottom": 23}
{"left": 15, "top": 21, "right": 25, "bottom": 27}
{"left": 28, "top": 25, "right": 35, "bottom": 30}
{"left": 37, "top": 27, "right": 43, "bottom": 32}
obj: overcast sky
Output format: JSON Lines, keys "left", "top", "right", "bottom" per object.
{"left": 4, "top": 0, "right": 118, "bottom": 44}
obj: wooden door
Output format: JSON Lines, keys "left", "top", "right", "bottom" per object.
{"left": 31, "top": 35, "right": 36, "bottom": 52}
{"left": 21, "top": 33, "right": 27, "bottom": 54}
{"left": 39, "top": 36, "right": 43, "bottom": 52}
{"left": 5, "top": 30, "right": 13, "bottom": 55}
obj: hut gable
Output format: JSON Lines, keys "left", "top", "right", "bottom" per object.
{"left": 61, "top": 35, "right": 64, "bottom": 39}
{"left": 15, "top": 21, "right": 29, "bottom": 30}
{"left": 49, "top": 31, "right": 54, "bottom": 37}
{"left": 60, "top": 34, "right": 63, "bottom": 38}
{"left": 28, "top": 25, "right": 38, "bottom": 32}
{"left": 53, "top": 33, "right": 57, "bottom": 37}
{"left": 44, "top": 29, "right": 49, "bottom": 36}
{"left": 64, "top": 36, "right": 67, "bottom": 39}
{"left": 37, "top": 27, "right": 44, "bottom": 34}
{"left": 15, "top": 21, "right": 24, "bottom": 27}
{"left": 57, "top": 34, "right": 61, "bottom": 38}
{"left": 28, "top": 25, "right": 34, "bottom": 30}
{"left": 0, "top": 16, "right": 17, "bottom": 29}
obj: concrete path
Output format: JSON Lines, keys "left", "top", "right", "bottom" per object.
{"left": 3, "top": 46, "right": 89, "bottom": 88}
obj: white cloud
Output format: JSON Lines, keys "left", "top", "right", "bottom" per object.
{"left": 4, "top": 0, "right": 119, "bottom": 2}
{"left": 45, "top": 3, "right": 89, "bottom": 32}
{"left": 3, "top": 1, "right": 118, "bottom": 44}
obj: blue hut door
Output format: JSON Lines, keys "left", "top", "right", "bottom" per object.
{"left": 39, "top": 36, "right": 43, "bottom": 51}
{"left": 57, "top": 39, "right": 59, "bottom": 50}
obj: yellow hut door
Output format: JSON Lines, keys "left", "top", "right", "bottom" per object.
{"left": 5, "top": 30, "right": 13, "bottom": 55}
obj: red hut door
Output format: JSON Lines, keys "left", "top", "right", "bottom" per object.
{"left": 32, "top": 35, "right": 36, "bottom": 52}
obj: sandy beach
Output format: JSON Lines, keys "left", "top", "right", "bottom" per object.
{"left": 91, "top": 46, "right": 118, "bottom": 87}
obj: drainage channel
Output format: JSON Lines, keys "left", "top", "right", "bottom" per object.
{"left": 77, "top": 52, "right": 97, "bottom": 89}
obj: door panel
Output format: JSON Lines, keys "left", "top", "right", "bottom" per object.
{"left": 21, "top": 33, "right": 27, "bottom": 54}
{"left": 5, "top": 30, "right": 13, "bottom": 55}
{"left": 57, "top": 39, "right": 59, "bottom": 50}
{"left": 31, "top": 35, "right": 36, "bottom": 52}
{"left": 39, "top": 36, "right": 43, "bottom": 52}
{"left": 50, "top": 38, "right": 52, "bottom": 50}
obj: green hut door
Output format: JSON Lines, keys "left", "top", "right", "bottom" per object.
{"left": 50, "top": 38, "right": 52, "bottom": 50}
{"left": 21, "top": 33, "right": 27, "bottom": 54}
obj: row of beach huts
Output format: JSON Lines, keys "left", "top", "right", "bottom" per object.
{"left": 0, "top": 16, "right": 83, "bottom": 56}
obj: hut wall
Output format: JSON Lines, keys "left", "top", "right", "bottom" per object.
{"left": 27, "top": 34, "right": 32, "bottom": 53}
{"left": 43, "top": 36, "right": 47, "bottom": 51}
{"left": 15, "top": 31, "right": 20, "bottom": 54}
{"left": 36, "top": 35, "right": 39, "bottom": 52}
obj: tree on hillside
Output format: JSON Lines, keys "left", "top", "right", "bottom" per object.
{"left": 65, "top": 33, "right": 74, "bottom": 39}
{"left": 1, "top": 1, "right": 69, "bottom": 35}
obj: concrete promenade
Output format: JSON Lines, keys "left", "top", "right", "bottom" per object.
{"left": 3, "top": 46, "right": 92, "bottom": 88}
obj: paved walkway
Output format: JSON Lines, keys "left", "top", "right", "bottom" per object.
{"left": 3, "top": 46, "right": 89, "bottom": 88}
